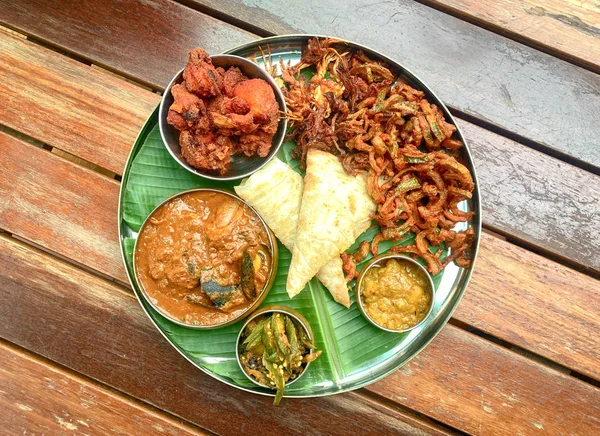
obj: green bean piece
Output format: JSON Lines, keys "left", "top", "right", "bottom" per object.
{"left": 243, "top": 318, "right": 268, "bottom": 346}
{"left": 272, "top": 313, "right": 291, "bottom": 357}
{"left": 285, "top": 316, "right": 299, "bottom": 356}
{"left": 263, "top": 359, "right": 285, "bottom": 406}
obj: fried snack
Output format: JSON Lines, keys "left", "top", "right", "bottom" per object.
{"left": 167, "top": 48, "right": 279, "bottom": 174}
{"left": 280, "top": 38, "right": 475, "bottom": 274}
{"left": 235, "top": 157, "right": 353, "bottom": 307}
{"left": 287, "top": 149, "right": 376, "bottom": 297}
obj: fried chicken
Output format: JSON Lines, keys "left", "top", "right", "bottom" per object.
{"left": 183, "top": 48, "right": 221, "bottom": 97}
{"left": 167, "top": 48, "right": 280, "bottom": 174}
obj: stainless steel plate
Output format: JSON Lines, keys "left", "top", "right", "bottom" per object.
{"left": 118, "top": 35, "right": 481, "bottom": 399}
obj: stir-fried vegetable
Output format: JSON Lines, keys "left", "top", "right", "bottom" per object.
{"left": 238, "top": 312, "right": 322, "bottom": 405}
{"left": 279, "top": 37, "right": 475, "bottom": 274}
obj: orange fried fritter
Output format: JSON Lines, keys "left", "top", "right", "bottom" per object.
{"left": 167, "top": 84, "right": 210, "bottom": 133}
{"left": 183, "top": 48, "right": 221, "bottom": 97}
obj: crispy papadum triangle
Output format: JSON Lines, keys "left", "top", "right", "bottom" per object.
{"left": 234, "top": 157, "right": 355, "bottom": 307}
{"left": 287, "top": 150, "right": 376, "bottom": 299}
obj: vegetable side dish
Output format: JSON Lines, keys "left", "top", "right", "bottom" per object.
{"left": 280, "top": 38, "right": 475, "bottom": 276}
{"left": 238, "top": 311, "right": 321, "bottom": 405}
{"left": 360, "top": 258, "right": 432, "bottom": 331}
{"left": 167, "top": 48, "right": 279, "bottom": 174}
{"left": 135, "top": 190, "right": 273, "bottom": 326}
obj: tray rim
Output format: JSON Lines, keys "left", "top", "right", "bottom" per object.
{"left": 118, "top": 34, "right": 482, "bottom": 399}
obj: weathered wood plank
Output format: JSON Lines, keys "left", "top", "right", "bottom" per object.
{"left": 365, "top": 325, "right": 600, "bottom": 435}
{"left": 3, "top": 0, "right": 598, "bottom": 169}
{"left": 1, "top": 235, "right": 598, "bottom": 436}
{"left": 2, "top": 119, "right": 600, "bottom": 379}
{"left": 417, "top": 0, "right": 600, "bottom": 73}
{"left": 1, "top": 27, "right": 599, "bottom": 273}
{"left": 458, "top": 118, "right": 600, "bottom": 272}
{"left": 0, "top": 0, "right": 254, "bottom": 88}
{"left": 0, "top": 131, "right": 127, "bottom": 284}
{"left": 458, "top": 232, "right": 600, "bottom": 380}
{"left": 0, "top": 342, "right": 203, "bottom": 435}
{"left": 0, "top": 31, "right": 159, "bottom": 174}
{"left": 0, "top": 235, "right": 454, "bottom": 436}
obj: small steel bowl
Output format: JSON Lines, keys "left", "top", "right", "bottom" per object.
{"left": 355, "top": 253, "right": 435, "bottom": 333}
{"left": 133, "top": 188, "right": 279, "bottom": 329}
{"left": 158, "top": 54, "right": 288, "bottom": 181}
{"left": 236, "top": 305, "right": 315, "bottom": 389}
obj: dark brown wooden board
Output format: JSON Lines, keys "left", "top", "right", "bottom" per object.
{"left": 3, "top": 108, "right": 600, "bottom": 380}
{"left": 1, "top": 235, "right": 598, "bottom": 436}
{"left": 0, "top": 130, "right": 128, "bottom": 284}
{"left": 365, "top": 325, "right": 600, "bottom": 435}
{"left": 1, "top": 28, "right": 598, "bottom": 274}
{"left": 0, "top": 342, "right": 204, "bottom": 435}
{"left": 0, "top": 0, "right": 254, "bottom": 89}
{"left": 415, "top": 0, "right": 600, "bottom": 73}
{"left": 2, "top": 0, "right": 599, "bottom": 171}
{"left": 0, "top": 235, "right": 454, "bottom": 436}
{"left": 459, "top": 232, "right": 600, "bottom": 380}
{"left": 0, "top": 31, "right": 159, "bottom": 175}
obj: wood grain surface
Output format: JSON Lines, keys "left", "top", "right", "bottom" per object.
{"left": 6, "top": 0, "right": 594, "bottom": 168}
{"left": 2, "top": 27, "right": 598, "bottom": 273}
{"left": 0, "top": 342, "right": 204, "bottom": 435}
{"left": 0, "top": 0, "right": 255, "bottom": 88}
{"left": 417, "top": 0, "right": 600, "bottom": 72}
{"left": 1, "top": 235, "right": 597, "bottom": 436}
{"left": 0, "top": 131, "right": 127, "bottom": 283}
{"left": 459, "top": 232, "right": 600, "bottom": 380}
{"left": 366, "top": 326, "right": 600, "bottom": 435}
{"left": 0, "top": 235, "right": 453, "bottom": 436}
{"left": 2, "top": 111, "right": 599, "bottom": 380}
{"left": 0, "top": 31, "right": 159, "bottom": 174}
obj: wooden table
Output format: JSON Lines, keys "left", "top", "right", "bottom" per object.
{"left": 1, "top": 1, "right": 599, "bottom": 434}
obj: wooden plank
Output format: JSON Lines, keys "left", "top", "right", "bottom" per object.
{"left": 459, "top": 232, "right": 600, "bottom": 380}
{"left": 1, "top": 28, "right": 599, "bottom": 273}
{"left": 0, "top": 235, "right": 454, "bottom": 436}
{"left": 0, "top": 342, "right": 203, "bottom": 435}
{"left": 0, "top": 31, "right": 159, "bottom": 175}
{"left": 2, "top": 0, "right": 599, "bottom": 170}
{"left": 365, "top": 325, "right": 600, "bottom": 435}
{"left": 1, "top": 235, "right": 598, "bottom": 436}
{"left": 458, "top": 118, "right": 600, "bottom": 273}
{"left": 0, "top": 0, "right": 254, "bottom": 89}
{"left": 2, "top": 118, "right": 600, "bottom": 379}
{"left": 0, "top": 131, "right": 127, "bottom": 284}
{"left": 416, "top": 0, "right": 600, "bottom": 73}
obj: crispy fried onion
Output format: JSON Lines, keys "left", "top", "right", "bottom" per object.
{"left": 280, "top": 37, "right": 476, "bottom": 275}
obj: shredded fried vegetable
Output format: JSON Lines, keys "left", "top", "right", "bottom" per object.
{"left": 280, "top": 38, "right": 475, "bottom": 275}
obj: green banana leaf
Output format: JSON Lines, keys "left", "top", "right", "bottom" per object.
{"left": 121, "top": 121, "right": 445, "bottom": 395}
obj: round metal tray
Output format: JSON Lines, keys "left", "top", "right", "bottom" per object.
{"left": 118, "top": 35, "right": 481, "bottom": 399}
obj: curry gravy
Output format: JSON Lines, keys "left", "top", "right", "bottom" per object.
{"left": 135, "top": 190, "right": 271, "bottom": 326}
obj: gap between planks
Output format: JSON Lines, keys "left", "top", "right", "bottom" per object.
{"left": 0, "top": 336, "right": 215, "bottom": 436}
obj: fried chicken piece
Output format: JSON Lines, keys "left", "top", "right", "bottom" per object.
{"left": 167, "top": 84, "right": 211, "bottom": 132}
{"left": 234, "top": 79, "right": 279, "bottom": 126}
{"left": 221, "top": 67, "right": 247, "bottom": 97}
{"left": 183, "top": 48, "right": 221, "bottom": 97}
{"left": 211, "top": 111, "right": 257, "bottom": 135}
{"left": 239, "top": 130, "right": 273, "bottom": 157}
{"left": 179, "top": 131, "right": 233, "bottom": 174}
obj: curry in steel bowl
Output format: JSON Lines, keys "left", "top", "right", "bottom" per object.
{"left": 134, "top": 188, "right": 278, "bottom": 328}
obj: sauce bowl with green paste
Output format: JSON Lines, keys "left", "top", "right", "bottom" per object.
{"left": 356, "top": 254, "right": 435, "bottom": 333}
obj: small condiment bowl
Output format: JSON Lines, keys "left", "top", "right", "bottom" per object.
{"left": 355, "top": 253, "right": 435, "bottom": 333}
{"left": 158, "top": 54, "right": 288, "bottom": 181}
{"left": 236, "top": 305, "right": 315, "bottom": 389}
{"left": 133, "top": 188, "right": 279, "bottom": 329}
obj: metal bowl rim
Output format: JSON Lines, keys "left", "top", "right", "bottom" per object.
{"left": 132, "top": 187, "right": 279, "bottom": 329}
